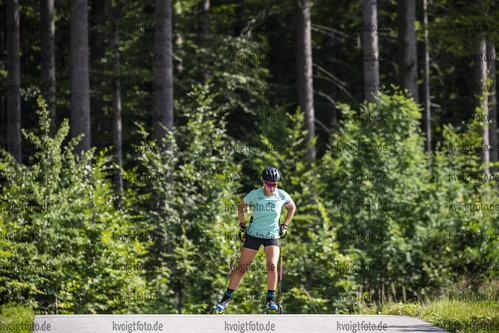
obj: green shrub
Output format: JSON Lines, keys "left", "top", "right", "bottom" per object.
{"left": 0, "top": 97, "right": 147, "bottom": 314}
{"left": 319, "top": 89, "right": 498, "bottom": 302}
{"left": 0, "top": 304, "right": 34, "bottom": 333}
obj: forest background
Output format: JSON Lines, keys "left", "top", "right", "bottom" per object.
{"left": 0, "top": 0, "right": 498, "bottom": 318}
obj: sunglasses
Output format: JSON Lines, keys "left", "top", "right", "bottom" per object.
{"left": 264, "top": 182, "right": 278, "bottom": 187}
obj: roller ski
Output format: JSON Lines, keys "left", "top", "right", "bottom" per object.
{"left": 211, "top": 291, "right": 233, "bottom": 314}
{"left": 265, "top": 292, "right": 283, "bottom": 314}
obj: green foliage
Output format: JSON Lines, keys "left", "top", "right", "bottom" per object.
{"left": 1, "top": 90, "right": 497, "bottom": 315}
{"left": 127, "top": 85, "right": 243, "bottom": 313}
{"left": 421, "top": 90, "right": 499, "bottom": 295}
{"left": 3, "top": 0, "right": 499, "bottom": 315}
{"left": 319, "top": 90, "right": 498, "bottom": 302}
{"left": 0, "top": 97, "right": 148, "bottom": 314}
{"left": 0, "top": 304, "right": 34, "bottom": 333}
{"left": 320, "top": 90, "right": 430, "bottom": 298}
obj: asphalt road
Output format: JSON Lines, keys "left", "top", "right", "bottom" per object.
{"left": 32, "top": 314, "right": 450, "bottom": 333}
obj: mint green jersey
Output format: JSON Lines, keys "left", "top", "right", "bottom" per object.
{"left": 243, "top": 188, "right": 293, "bottom": 239}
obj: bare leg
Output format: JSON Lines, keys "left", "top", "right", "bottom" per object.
{"left": 228, "top": 247, "right": 258, "bottom": 290}
{"left": 264, "top": 245, "right": 280, "bottom": 291}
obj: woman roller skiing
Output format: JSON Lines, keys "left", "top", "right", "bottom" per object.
{"left": 211, "top": 166, "right": 296, "bottom": 314}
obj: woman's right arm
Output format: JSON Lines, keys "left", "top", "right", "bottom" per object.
{"left": 238, "top": 200, "right": 248, "bottom": 225}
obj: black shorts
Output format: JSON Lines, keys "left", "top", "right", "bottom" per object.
{"left": 243, "top": 234, "right": 280, "bottom": 250}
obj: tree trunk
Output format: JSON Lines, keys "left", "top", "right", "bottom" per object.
{"left": 397, "top": 0, "right": 419, "bottom": 103}
{"left": 325, "top": 29, "right": 337, "bottom": 127}
{"left": 70, "top": 0, "right": 91, "bottom": 153}
{"left": 487, "top": 39, "right": 497, "bottom": 171}
{"left": 90, "top": 0, "right": 107, "bottom": 144}
{"left": 477, "top": 39, "right": 489, "bottom": 174}
{"left": 197, "top": 0, "right": 209, "bottom": 84}
{"left": 41, "top": 0, "right": 56, "bottom": 134}
{"left": 108, "top": 0, "right": 123, "bottom": 194}
{"left": 154, "top": 0, "right": 174, "bottom": 146}
{"left": 362, "top": 0, "right": 380, "bottom": 104}
{"left": 6, "top": 0, "right": 22, "bottom": 163}
{"left": 175, "top": 0, "right": 183, "bottom": 73}
{"left": 423, "top": 0, "right": 431, "bottom": 153}
{"left": 296, "top": 0, "right": 316, "bottom": 162}
{"left": 153, "top": 0, "right": 175, "bottom": 307}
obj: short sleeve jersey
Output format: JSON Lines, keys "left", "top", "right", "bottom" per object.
{"left": 243, "top": 188, "right": 293, "bottom": 239}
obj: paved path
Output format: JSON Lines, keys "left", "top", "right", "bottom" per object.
{"left": 32, "top": 314, "right": 450, "bottom": 333}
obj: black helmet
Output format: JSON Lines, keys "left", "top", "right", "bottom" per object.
{"left": 261, "top": 166, "right": 280, "bottom": 182}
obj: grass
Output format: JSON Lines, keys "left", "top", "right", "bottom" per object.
{"left": 0, "top": 304, "right": 35, "bottom": 333}
{"left": 359, "top": 298, "right": 499, "bottom": 333}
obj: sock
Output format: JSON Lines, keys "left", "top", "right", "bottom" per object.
{"left": 267, "top": 290, "right": 275, "bottom": 298}
{"left": 225, "top": 288, "right": 235, "bottom": 298}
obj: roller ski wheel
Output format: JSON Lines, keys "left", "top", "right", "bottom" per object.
{"left": 265, "top": 304, "right": 283, "bottom": 314}
{"left": 210, "top": 305, "right": 225, "bottom": 314}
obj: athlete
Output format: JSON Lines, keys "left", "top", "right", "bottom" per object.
{"left": 213, "top": 166, "right": 296, "bottom": 313}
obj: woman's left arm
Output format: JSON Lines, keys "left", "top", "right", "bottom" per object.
{"left": 282, "top": 201, "right": 296, "bottom": 226}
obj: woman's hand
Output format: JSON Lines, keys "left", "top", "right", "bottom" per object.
{"left": 239, "top": 223, "right": 247, "bottom": 242}
{"left": 279, "top": 224, "right": 288, "bottom": 239}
